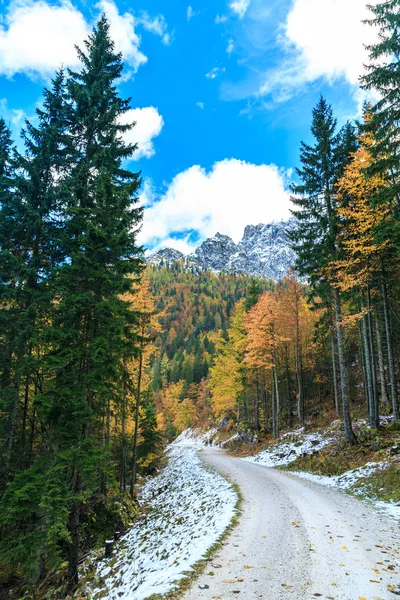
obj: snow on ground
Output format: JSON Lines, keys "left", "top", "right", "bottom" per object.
{"left": 242, "top": 430, "right": 336, "bottom": 467}
{"left": 91, "top": 444, "right": 237, "bottom": 600}
{"left": 293, "top": 462, "right": 400, "bottom": 521}
{"left": 174, "top": 427, "right": 217, "bottom": 446}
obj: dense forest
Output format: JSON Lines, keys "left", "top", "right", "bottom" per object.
{"left": 1, "top": 1, "right": 400, "bottom": 597}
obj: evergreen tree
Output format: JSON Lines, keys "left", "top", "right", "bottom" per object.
{"left": 245, "top": 278, "right": 263, "bottom": 312}
{"left": 0, "top": 119, "right": 19, "bottom": 484}
{"left": 0, "top": 72, "right": 79, "bottom": 580}
{"left": 362, "top": 0, "right": 400, "bottom": 226}
{"left": 290, "top": 97, "right": 358, "bottom": 445}
{"left": 0, "top": 17, "right": 144, "bottom": 588}
{"left": 48, "top": 15, "right": 143, "bottom": 585}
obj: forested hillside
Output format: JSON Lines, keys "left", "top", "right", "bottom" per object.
{"left": 145, "top": 263, "right": 272, "bottom": 439}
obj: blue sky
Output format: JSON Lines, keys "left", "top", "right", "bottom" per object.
{"left": 0, "top": 0, "right": 379, "bottom": 253}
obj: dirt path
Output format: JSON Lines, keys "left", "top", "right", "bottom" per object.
{"left": 181, "top": 448, "right": 400, "bottom": 600}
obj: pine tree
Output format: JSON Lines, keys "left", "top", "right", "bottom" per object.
{"left": 290, "top": 97, "right": 358, "bottom": 445}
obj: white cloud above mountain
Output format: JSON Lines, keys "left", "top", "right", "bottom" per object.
{"left": 138, "top": 158, "right": 292, "bottom": 252}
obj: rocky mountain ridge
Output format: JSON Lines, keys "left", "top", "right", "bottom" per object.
{"left": 148, "top": 220, "right": 296, "bottom": 281}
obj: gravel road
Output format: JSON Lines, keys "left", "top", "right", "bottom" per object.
{"left": 181, "top": 448, "right": 400, "bottom": 600}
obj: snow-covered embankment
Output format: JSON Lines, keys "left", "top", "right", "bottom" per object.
{"left": 91, "top": 443, "right": 237, "bottom": 600}
{"left": 242, "top": 427, "right": 400, "bottom": 521}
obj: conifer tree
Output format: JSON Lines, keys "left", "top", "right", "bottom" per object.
{"left": 362, "top": 0, "right": 400, "bottom": 222}
{"left": 0, "top": 16, "right": 144, "bottom": 587}
{"left": 0, "top": 73, "right": 78, "bottom": 580}
{"left": 45, "top": 15, "right": 143, "bottom": 585}
{"left": 0, "top": 119, "right": 19, "bottom": 483}
{"left": 291, "top": 97, "right": 358, "bottom": 445}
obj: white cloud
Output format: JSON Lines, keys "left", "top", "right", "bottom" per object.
{"left": 229, "top": 0, "right": 251, "bottom": 19}
{"left": 0, "top": 0, "right": 171, "bottom": 80}
{"left": 0, "top": 0, "right": 89, "bottom": 78}
{"left": 196, "top": 101, "right": 205, "bottom": 109}
{"left": 215, "top": 14, "right": 228, "bottom": 24}
{"left": 206, "top": 66, "right": 226, "bottom": 79}
{"left": 258, "top": 0, "right": 380, "bottom": 100}
{"left": 138, "top": 159, "right": 292, "bottom": 251}
{"left": 0, "top": 98, "right": 28, "bottom": 129}
{"left": 136, "top": 11, "right": 171, "bottom": 45}
{"left": 226, "top": 39, "right": 235, "bottom": 54}
{"left": 187, "top": 6, "right": 201, "bottom": 21}
{"left": 120, "top": 106, "right": 164, "bottom": 160}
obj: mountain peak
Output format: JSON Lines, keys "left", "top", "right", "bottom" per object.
{"left": 148, "top": 219, "right": 296, "bottom": 281}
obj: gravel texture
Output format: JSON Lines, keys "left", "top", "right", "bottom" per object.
{"left": 182, "top": 448, "right": 400, "bottom": 600}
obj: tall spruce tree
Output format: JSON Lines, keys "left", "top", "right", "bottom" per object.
{"left": 290, "top": 97, "right": 358, "bottom": 445}
{"left": 43, "top": 15, "right": 143, "bottom": 586}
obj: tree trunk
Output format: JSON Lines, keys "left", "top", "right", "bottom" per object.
{"left": 333, "top": 287, "right": 357, "bottom": 445}
{"left": 284, "top": 347, "right": 293, "bottom": 429}
{"left": 374, "top": 310, "right": 389, "bottom": 407}
{"left": 255, "top": 377, "right": 260, "bottom": 430}
{"left": 4, "top": 370, "right": 21, "bottom": 478}
{"left": 331, "top": 330, "right": 340, "bottom": 417}
{"left": 381, "top": 280, "right": 399, "bottom": 421}
{"left": 67, "top": 497, "right": 80, "bottom": 591}
{"left": 361, "top": 309, "right": 373, "bottom": 426}
{"left": 273, "top": 352, "right": 280, "bottom": 439}
{"left": 130, "top": 346, "right": 143, "bottom": 495}
{"left": 271, "top": 371, "right": 276, "bottom": 438}
{"left": 21, "top": 372, "right": 31, "bottom": 453}
{"left": 366, "top": 286, "right": 379, "bottom": 429}
{"left": 120, "top": 380, "right": 127, "bottom": 492}
{"left": 359, "top": 319, "right": 370, "bottom": 422}
{"left": 295, "top": 319, "right": 303, "bottom": 426}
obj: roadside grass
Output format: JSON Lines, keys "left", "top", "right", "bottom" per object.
{"left": 352, "top": 463, "right": 400, "bottom": 504}
{"left": 145, "top": 480, "right": 243, "bottom": 600}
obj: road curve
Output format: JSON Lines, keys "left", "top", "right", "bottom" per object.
{"left": 181, "top": 448, "right": 399, "bottom": 600}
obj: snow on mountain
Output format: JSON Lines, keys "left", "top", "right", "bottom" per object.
{"left": 147, "top": 220, "right": 297, "bottom": 281}
{"left": 147, "top": 247, "right": 184, "bottom": 266}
